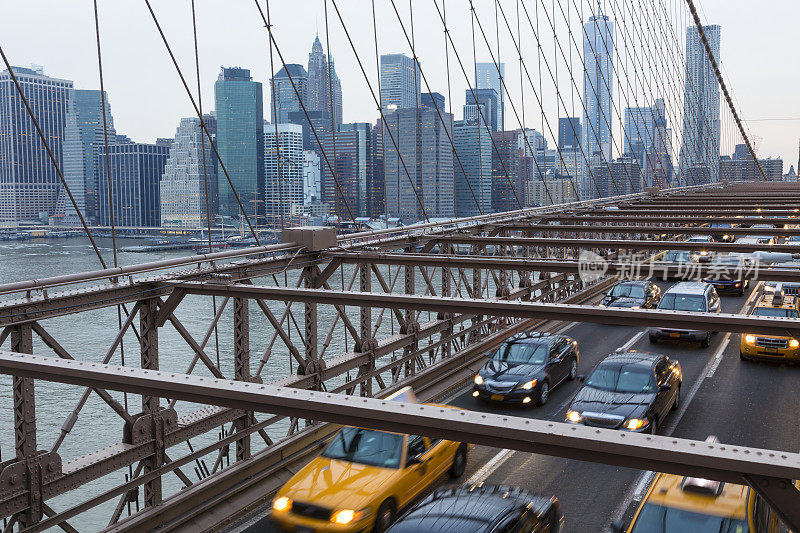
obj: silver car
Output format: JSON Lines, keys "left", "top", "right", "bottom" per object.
{"left": 649, "top": 282, "right": 721, "bottom": 348}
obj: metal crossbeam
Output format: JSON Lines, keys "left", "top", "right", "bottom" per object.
{"left": 171, "top": 282, "right": 800, "bottom": 337}
{"left": 0, "top": 351, "right": 799, "bottom": 530}
{"left": 498, "top": 224, "right": 800, "bottom": 237}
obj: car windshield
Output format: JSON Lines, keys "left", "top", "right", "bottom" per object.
{"left": 711, "top": 223, "right": 731, "bottom": 229}
{"left": 789, "top": 236, "right": 800, "bottom": 242}
{"left": 609, "top": 284, "right": 646, "bottom": 298}
{"left": 689, "top": 236, "right": 709, "bottom": 242}
{"left": 630, "top": 503, "right": 749, "bottom": 533}
{"left": 322, "top": 427, "right": 403, "bottom": 469}
{"left": 492, "top": 342, "right": 548, "bottom": 364}
{"left": 659, "top": 294, "right": 706, "bottom": 312}
{"left": 752, "top": 307, "right": 800, "bottom": 318}
{"left": 663, "top": 251, "right": 690, "bottom": 262}
{"left": 585, "top": 363, "right": 655, "bottom": 394}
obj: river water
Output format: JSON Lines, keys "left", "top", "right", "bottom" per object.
{"left": 0, "top": 237, "right": 444, "bottom": 531}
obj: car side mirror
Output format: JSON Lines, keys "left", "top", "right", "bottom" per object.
{"left": 611, "top": 519, "right": 626, "bottom": 532}
{"left": 577, "top": 375, "right": 586, "bottom": 382}
{"left": 406, "top": 455, "right": 425, "bottom": 467}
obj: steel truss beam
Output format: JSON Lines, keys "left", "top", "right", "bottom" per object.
{"left": 435, "top": 236, "right": 800, "bottom": 254}
{"left": 541, "top": 215, "right": 799, "bottom": 225}
{"left": 329, "top": 253, "right": 800, "bottom": 283}
{"left": 497, "top": 224, "right": 800, "bottom": 237}
{"left": 1, "top": 352, "right": 799, "bottom": 530}
{"left": 171, "top": 282, "right": 800, "bottom": 337}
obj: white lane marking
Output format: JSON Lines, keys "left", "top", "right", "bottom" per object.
{"left": 466, "top": 448, "right": 515, "bottom": 485}
{"left": 620, "top": 330, "right": 645, "bottom": 351}
{"left": 706, "top": 285, "right": 760, "bottom": 378}
{"left": 607, "top": 284, "right": 761, "bottom": 530}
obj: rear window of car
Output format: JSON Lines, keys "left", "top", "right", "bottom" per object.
{"left": 387, "top": 517, "right": 489, "bottom": 532}
{"left": 752, "top": 307, "right": 800, "bottom": 318}
{"left": 659, "top": 293, "right": 706, "bottom": 312}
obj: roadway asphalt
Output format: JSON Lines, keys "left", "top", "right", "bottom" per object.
{"left": 245, "top": 278, "right": 800, "bottom": 532}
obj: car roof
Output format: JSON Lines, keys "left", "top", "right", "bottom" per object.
{"left": 688, "top": 235, "right": 711, "bottom": 240}
{"left": 644, "top": 473, "right": 748, "bottom": 520}
{"left": 395, "top": 485, "right": 551, "bottom": 530}
{"left": 601, "top": 350, "right": 661, "bottom": 367}
{"left": 755, "top": 294, "right": 798, "bottom": 310}
{"left": 664, "top": 282, "right": 710, "bottom": 295}
{"left": 504, "top": 331, "right": 565, "bottom": 345}
{"left": 613, "top": 280, "right": 649, "bottom": 286}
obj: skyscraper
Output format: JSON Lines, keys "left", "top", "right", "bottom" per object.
{"left": 583, "top": 8, "right": 614, "bottom": 189}
{"left": 490, "top": 131, "right": 523, "bottom": 213}
{"left": 368, "top": 121, "right": 385, "bottom": 218}
{"left": 453, "top": 118, "right": 492, "bottom": 217}
{"left": 264, "top": 122, "right": 304, "bottom": 227}
{"left": 421, "top": 92, "right": 445, "bottom": 111}
{"left": 320, "top": 129, "right": 363, "bottom": 220}
{"left": 623, "top": 106, "right": 653, "bottom": 189}
{"left": 380, "top": 54, "right": 420, "bottom": 112}
{"left": 464, "top": 89, "right": 498, "bottom": 133}
{"left": 339, "top": 122, "right": 373, "bottom": 217}
{"left": 215, "top": 67, "right": 264, "bottom": 222}
{"left": 306, "top": 35, "right": 343, "bottom": 129}
{"left": 382, "top": 107, "right": 453, "bottom": 222}
{"left": 680, "top": 24, "right": 721, "bottom": 184}
{"left": 475, "top": 63, "right": 504, "bottom": 131}
{"left": 60, "top": 89, "right": 116, "bottom": 225}
{"left": 558, "top": 117, "right": 581, "bottom": 150}
{"left": 98, "top": 142, "right": 169, "bottom": 227}
{"left": 160, "top": 115, "right": 217, "bottom": 228}
{"left": 271, "top": 64, "right": 308, "bottom": 124}
{"left": 0, "top": 66, "right": 72, "bottom": 224}
{"left": 287, "top": 110, "right": 331, "bottom": 153}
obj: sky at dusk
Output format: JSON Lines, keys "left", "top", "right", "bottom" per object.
{"left": 2, "top": 0, "right": 797, "bottom": 169}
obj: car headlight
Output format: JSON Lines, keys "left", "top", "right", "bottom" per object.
{"left": 331, "top": 508, "right": 369, "bottom": 525}
{"left": 624, "top": 418, "right": 647, "bottom": 431}
{"left": 630, "top": 305, "right": 640, "bottom": 309}
{"left": 700, "top": 251, "right": 708, "bottom": 255}
{"left": 273, "top": 496, "right": 292, "bottom": 512}
{"left": 744, "top": 334, "right": 756, "bottom": 344}
{"left": 519, "top": 379, "right": 537, "bottom": 390}
{"left": 791, "top": 339, "right": 799, "bottom": 348}
{"left": 474, "top": 375, "right": 484, "bottom": 385}
{"left": 566, "top": 410, "right": 582, "bottom": 423}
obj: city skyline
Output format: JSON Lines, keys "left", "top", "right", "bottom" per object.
{"left": 0, "top": 1, "right": 793, "bottom": 165}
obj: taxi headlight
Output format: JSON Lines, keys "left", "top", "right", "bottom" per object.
{"left": 744, "top": 334, "right": 756, "bottom": 344}
{"left": 790, "top": 339, "right": 799, "bottom": 349}
{"left": 624, "top": 418, "right": 647, "bottom": 431}
{"left": 474, "top": 375, "right": 484, "bottom": 385}
{"left": 566, "top": 410, "right": 582, "bottom": 423}
{"left": 519, "top": 379, "right": 537, "bottom": 390}
{"left": 700, "top": 250, "right": 708, "bottom": 255}
{"left": 272, "top": 496, "right": 292, "bottom": 513}
{"left": 331, "top": 508, "right": 368, "bottom": 524}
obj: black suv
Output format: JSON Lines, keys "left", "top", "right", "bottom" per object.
{"left": 473, "top": 332, "right": 579, "bottom": 406}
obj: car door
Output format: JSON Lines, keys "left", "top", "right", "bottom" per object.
{"left": 653, "top": 358, "right": 673, "bottom": 420}
{"left": 420, "top": 436, "right": 451, "bottom": 480}
{"left": 398, "top": 434, "right": 432, "bottom": 506}
{"left": 547, "top": 339, "right": 568, "bottom": 384}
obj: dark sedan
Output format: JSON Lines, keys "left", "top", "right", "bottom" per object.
{"left": 600, "top": 280, "right": 661, "bottom": 309}
{"left": 386, "top": 484, "right": 562, "bottom": 533}
{"left": 702, "top": 255, "right": 749, "bottom": 295}
{"left": 473, "top": 332, "right": 579, "bottom": 406}
{"left": 565, "top": 351, "right": 681, "bottom": 434}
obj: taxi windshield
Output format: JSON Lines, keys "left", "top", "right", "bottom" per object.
{"left": 664, "top": 251, "right": 690, "bottom": 262}
{"left": 322, "top": 427, "right": 403, "bottom": 469}
{"left": 609, "top": 284, "right": 646, "bottom": 298}
{"left": 659, "top": 294, "right": 706, "bottom": 312}
{"left": 492, "top": 342, "right": 548, "bottom": 365}
{"left": 752, "top": 306, "right": 800, "bottom": 318}
{"left": 585, "top": 363, "right": 655, "bottom": 394}
{"left": 630, "top": 503, "right": 748, "bottom": 532}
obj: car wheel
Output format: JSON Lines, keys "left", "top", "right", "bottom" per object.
{"left": 671, "top": 385, "right": 681, "bottom": 411}
{"left": 449, "top": 444, "right": 468, "bottom": 478}
{"left": 374, "top": 499, "right": 396, "bottom": 533}
{"left": 700, "top": 333, "right": 710, "bottom": 348}
{"left": 567, "top": 358, "right": 578, "bottom": 380}
{"left": 648, "top": 334, "right": 658, "bottom": 344}
{"left": 538, "top": 381, "right": 550, "bottom": 405}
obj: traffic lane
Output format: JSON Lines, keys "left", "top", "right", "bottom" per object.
{"left": 671, "top": 332, "right": 800, "bottom": 452}
{"left": 473, "top": 286, "right": 757, "bottom": 532}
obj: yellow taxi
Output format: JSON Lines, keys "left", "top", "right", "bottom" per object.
{"left": 740, "top": 290, "right": 800, "bottom": 362}
{"left": 270, "top": 390, "right": 467, "bottom": 532}
{"left": 619, "top": 472, "right": 753, "bottom": 532}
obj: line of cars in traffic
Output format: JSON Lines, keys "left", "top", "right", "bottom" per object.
{"left": 267, "top": 238, "right": 798, "bottom": 532}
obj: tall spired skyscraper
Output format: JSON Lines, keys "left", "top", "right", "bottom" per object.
{"left": 475, "top": 63, "right": 504, "bottom": 132}
{"left": 680, "top": 24, "right": 720, "bottom": 184}
{"left": 306, "top": 35, "right": 343, "bottom": 129}
{"left": 582, "top": 4, "right": 614, "bottom": 194}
